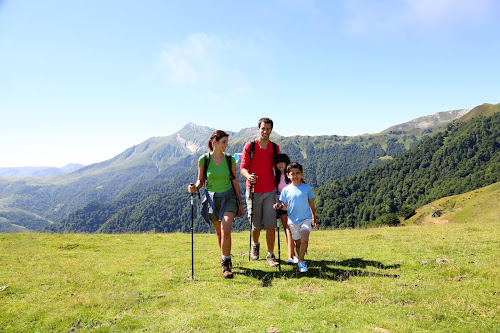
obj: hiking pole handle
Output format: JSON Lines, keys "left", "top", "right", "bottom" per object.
{"left": 250, "top": 173, "right": 256, "bottom": 192}
{"left": 189, "top": 183, "right": 196, "bottom": 204}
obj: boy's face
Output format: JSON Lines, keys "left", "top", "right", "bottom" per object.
{"left": 287, "top": 167, "right": 303, "bottom": 184}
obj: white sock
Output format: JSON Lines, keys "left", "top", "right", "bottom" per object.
{"left": 221, "top": 255, "right": 231, "bottom": 260}
{"left": 268, "top": 252, "right": 274, "bottom": 256}
{"left": 253, "top": 242, "right": 260, "bottom": 246}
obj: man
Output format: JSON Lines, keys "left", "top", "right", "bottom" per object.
{"left": 240, "top": 117, "right": 280, "bottom": 267}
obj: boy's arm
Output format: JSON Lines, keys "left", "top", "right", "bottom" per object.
{"left": 308, "top": 198, "right": 317, "bottom": 227}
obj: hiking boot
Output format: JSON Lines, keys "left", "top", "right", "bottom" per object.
{"left": 251, "top": 243, "right": 260, "bottom": 260}
{"left": 221, "top": 258, "right": 233, "bottom": 279}
{"left": 266, "top": 253, "right": 279, "bottom": 267}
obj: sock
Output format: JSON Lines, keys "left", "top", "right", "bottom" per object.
{"left": 221, "top": 255, "right": 231, "bottom": 260}
{"left": 253, "top": 242, "right": 260, "bottom": 246}
{"left": 268, "top": 252, "right": 274, "bottom": 256}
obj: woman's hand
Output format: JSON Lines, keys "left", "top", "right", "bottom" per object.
{"left": 187, "top": 184, "right": 197, "bottom": 194}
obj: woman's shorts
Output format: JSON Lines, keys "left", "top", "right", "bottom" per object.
{"left": 289, "top": 219, "right": 312, "bottom": 240}
{"left": 209, "top": 194, "right": 238, "bottom": 222}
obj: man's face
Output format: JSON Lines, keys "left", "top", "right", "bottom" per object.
{"left": 259, "top": 122, "right": 272, "bottom": 140}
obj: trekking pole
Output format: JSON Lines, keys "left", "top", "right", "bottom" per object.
{"left": 277, "top": 219, "right": 281, "bottom": 276}
{"left": 189, "top": 183, "right": 200, "bottom": 280}
{"left": 248, "top": 174, "right": 255, "bottom": 261}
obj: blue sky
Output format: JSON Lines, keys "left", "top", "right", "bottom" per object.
{"left": 1, "top": 0, "right": 499, "bottom": 167}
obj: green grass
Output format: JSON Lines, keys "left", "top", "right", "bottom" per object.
{"left": 1, "top": 201, "right": 499, "bottom": 332}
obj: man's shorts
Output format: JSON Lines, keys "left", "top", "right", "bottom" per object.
{"left": 209, "top": 194, "right": 238, "bottom": 222}
{"left": 289, "top": 219, "right": 312, "bottom": 240}
{"left": 246, "top": 190, "right": 277, "bottom": 231}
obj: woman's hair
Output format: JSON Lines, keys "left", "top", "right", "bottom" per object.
{"left": 274, "top": 153, "right": 291, "bottom": 186}
{"left": 208, "top": 130, "right": 229, "bottom": 152}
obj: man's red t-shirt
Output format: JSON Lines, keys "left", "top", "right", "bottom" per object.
{"left": 240, "top": 139, "right": 279, "bottom": 193}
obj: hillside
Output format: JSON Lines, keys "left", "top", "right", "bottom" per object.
{"left": 405, "top": 181, "right": 500, "bottom": 226}
{"left": 0, "top": 106, "right": 472, "bottom": 232}
{"left": 48, "top": 106, "right": 499, "bottom": 234}
{"left": 314, "top": 110, "right": 500, "bottom": 228}
{"left": 457, "top": 102, "right": 500, "bottom": 122}
{"left": 1, "top": 206, "right": 498, "bottom": 331}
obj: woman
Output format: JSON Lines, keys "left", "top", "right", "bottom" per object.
{"left": 188, "top": 130, "right": 243, "bottom": 278}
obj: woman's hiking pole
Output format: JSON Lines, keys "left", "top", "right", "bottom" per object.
{"left": 190, "top": 184, "right": 195, "bottom": 279}
{"left": 189, "top": 183, "right": 200, "bottom": 280}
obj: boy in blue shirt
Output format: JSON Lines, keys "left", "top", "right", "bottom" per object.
{"left": 273, "top": 162, "right": 317, "bottom": 272}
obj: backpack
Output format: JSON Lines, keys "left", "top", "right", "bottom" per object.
{"left": 249, "top": 140, "right": 278, "bottom": 162}
{"left": 202, "top": 152, "right": 236, "bottom": 186}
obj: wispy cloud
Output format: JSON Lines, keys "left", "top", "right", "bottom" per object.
{"left": 158, "top": 33, "right": 254, "bottom": 97}
{"left": 344, "top": 0, "right": 496, "bottom": 35}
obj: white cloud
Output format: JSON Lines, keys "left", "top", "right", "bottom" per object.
{"left": 344, "top": 0, "right": 496, "bottom": 35}
{"left": 405, "top": 0, "right": 495, "bottom": 26}
{"left": 158, "top": 33, "right": 255, "bottom": 98}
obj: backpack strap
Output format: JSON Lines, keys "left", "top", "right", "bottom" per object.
{"left": 203, "top": 153, "right": 210, "bottom": 186}
{"left": 225, "top": 152, "right": 236, "bottom": 180}
{"left": 249, "top": 140, "right": 277, "bottom": 162}
{"left": 250, "top": 140, "right": 256, "bottom": 161}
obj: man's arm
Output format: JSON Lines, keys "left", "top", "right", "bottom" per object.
{"left": 240, "top": 141, "right": 257, "bottom": 184}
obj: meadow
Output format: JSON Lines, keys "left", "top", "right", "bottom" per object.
{"left": 1, "top": 186, "right": 499, "bottom": 332}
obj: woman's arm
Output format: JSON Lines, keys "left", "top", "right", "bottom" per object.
{"left": 231, "top": 162, "right": 244, "bottom": 217}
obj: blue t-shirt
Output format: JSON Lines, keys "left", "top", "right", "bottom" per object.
{"left": 279, "top": 183, "right": 315, "bottom": 224}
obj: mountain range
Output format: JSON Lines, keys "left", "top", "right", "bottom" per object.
{"left": 0, "top": 164, "right": 85, "bottom": 178}
{"left": 2, "top": 103, "right": 499, "bottom": 233}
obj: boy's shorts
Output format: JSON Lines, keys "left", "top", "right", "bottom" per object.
{"left": 289, "top": 219, "right": 312, "bottom": 240}
{"left": 209, "top": 194, "right": 238, "bottom": 222}
{"left": 246, "top": 190, "right": 277, "bottom": 231}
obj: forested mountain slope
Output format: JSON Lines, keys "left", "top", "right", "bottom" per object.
{"left": 48, "top": 105, "right": 498, "bottom": 233}
{"left": 0, "top": 106, "right": 479, "bottom": 233}
{"left": 314, "top": 110, "right": 500, "bottom": 228}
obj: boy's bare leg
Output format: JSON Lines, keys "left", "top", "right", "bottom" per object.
{"left": 298, "top": 230, "right": 310, "bottom": 262}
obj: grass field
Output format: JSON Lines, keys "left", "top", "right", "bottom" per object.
{"left": 1, "top": 185, "right": 499, "bottom": 332}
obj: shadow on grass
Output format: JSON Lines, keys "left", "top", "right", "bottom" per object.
{"left": 234, "top": 258, "right": 400, "bottom": 287}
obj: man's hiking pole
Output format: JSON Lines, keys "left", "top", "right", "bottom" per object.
{"left": 248, "top": 174, "right": 255, "bottom": 261}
